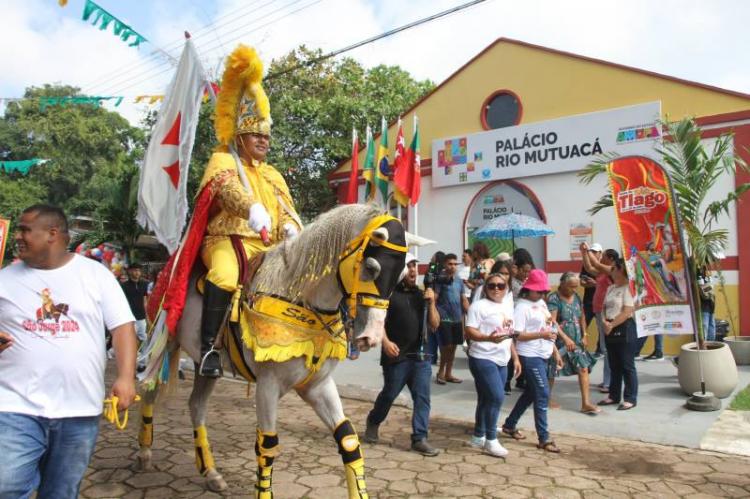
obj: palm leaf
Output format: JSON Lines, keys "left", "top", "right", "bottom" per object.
{"left": 577, "top": 152, "right": 619, "bottom": 185}
{"left": 587, "top": 191, "right": 614, "bottom": 216}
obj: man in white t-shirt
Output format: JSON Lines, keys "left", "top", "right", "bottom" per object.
{"left": 0, "top": 204, "right": 137, "bottom": 499}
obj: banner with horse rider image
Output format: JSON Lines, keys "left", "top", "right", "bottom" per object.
{"left": 607, "top": 156, "right": 696, "bottom": 337}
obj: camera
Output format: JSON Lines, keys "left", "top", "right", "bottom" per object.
{"left": 423, "top": 262, "right": 453, "bottom": 289}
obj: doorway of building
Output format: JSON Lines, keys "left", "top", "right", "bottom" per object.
{"left": 463, "top": 180, "right": 546, "bottom": 268}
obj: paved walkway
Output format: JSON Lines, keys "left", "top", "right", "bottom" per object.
{"left": 83, "top": 370, "right": 750, "bottom": 498}
{"left": 334, "top": 348, "right": 750, "bottom": 449}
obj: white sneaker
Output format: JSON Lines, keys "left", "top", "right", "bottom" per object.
{"left": 468, "top": 435, "right": 485, "bottom": 448}
{"left": 484, "top": 439, "right": 509, "bottom": 458}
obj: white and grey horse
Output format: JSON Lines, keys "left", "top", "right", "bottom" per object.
{"left": 135, "top": 204, "right": 408, "bottom": 498}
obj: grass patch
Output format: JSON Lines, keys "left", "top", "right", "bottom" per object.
{"left": 729, "top": 383, "right": 750, "bottom": 411}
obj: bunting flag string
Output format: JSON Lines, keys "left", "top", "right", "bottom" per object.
{"left": 39, "top": 96, "right": 123, "bottom": 111}
{"left": 134, "top": 95, "right": 165, "bottom": 105}
{"left": 0, "top": 159, "right": 49, "bottom": 175}
{"left": 82, "top": 0, "right": 147, "bottom": 48}
{"left": 1, "top": 83, "right": 219, "bottom": 111}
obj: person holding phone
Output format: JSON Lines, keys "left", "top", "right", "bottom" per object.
{"left": 501, "top": 269, "right": 563, "bottom": 453}
{"left": 465, "top": 273, "right": 520, "bottom": 457}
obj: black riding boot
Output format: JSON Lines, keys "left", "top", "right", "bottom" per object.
{"left": 198, "top": 281, "right": 232, "bottom": 378}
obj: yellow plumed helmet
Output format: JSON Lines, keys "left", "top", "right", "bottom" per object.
{"left": 214, "top": 44, "right": 272, "bottom": 146}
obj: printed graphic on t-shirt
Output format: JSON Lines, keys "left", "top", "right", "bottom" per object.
{"left": 24, "top": 288, "right": 79, "bottom": 336}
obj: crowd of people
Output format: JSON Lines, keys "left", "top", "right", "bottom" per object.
{"left": 363, "top": 239, "right": 684, "bottom": 459}
{"left": 0, "top": 207, "right": 721, "bottom": 496}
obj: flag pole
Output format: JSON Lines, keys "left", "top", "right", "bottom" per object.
{"left": 412, "top": 114, "right": 419, "bottom": 260}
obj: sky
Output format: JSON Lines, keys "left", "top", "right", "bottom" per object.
{"left": 2, "top": 0, "right": 750, "bottom": 125}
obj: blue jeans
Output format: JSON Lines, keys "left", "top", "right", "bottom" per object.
{"left": 637, "top": 334, "right": 663, "bottom": 355}
{"left": 0, "top": 412, "right": 100, "bottom": 499}
{"left": 367, "top": 360, "right": 432, "bottom": 442}
{"left": 702, "top": 312, "right": 716, "bottom": 341}
{"left": 503, "top": 356, "right": 551, "bottom": 444}
{"left": 606, "top": 339, "right": 639, "bottom": 404}
{"left": 427, "top": 331, "right": 439, "bottom": 364}
{"left": 595, "top": 313, "right": 611, "bottom": 387}
{"left": 653, "top": 334, "right": 664, "bottom": 354}
{"left": 468, "top": 357, "right": 507, "bottom": 440}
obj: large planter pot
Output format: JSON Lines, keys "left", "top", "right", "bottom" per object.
{"left": 724, "top": 336, "right": 750, "bottom": 365}
{"left": 678, "top": 341, "right": 738, "bottom": 398}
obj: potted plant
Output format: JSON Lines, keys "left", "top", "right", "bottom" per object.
{"left": 718, "top": 269, "right": 750, "bottom": 366}
{"left": 579, "top": 117, "right": 749, "bottom": 398}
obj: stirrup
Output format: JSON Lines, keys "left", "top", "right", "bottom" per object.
{"left": 199, "top": 348, "right": 222, "bottom": 378}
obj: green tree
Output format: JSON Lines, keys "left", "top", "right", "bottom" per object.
{"left": 0, "top": 84, "right": 144, "bottom": 262}
{"left": 578, "top": 117, "right": 750, "bottom": 343}
{"left": 153, "top": 47, "right": 432, "bottom": 221}
{"left": 264, "top": 47, "right": 434, "bottom": 219}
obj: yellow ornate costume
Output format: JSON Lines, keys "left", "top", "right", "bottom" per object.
{"left": 199, "top": 44, "right": 301, "bottom": 293}
{"left": 196, "top": 44, "right": 301, "bottom": 379}
{"left": 199, "top": 152, "right": 300, "bottom": 291}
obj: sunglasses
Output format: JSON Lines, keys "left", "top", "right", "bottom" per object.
{"left": 486, "top": 282, "right": 507, "bottom": 291}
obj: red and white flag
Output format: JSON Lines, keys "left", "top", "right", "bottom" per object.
{"left": 394, "top": 115, "right": 421, "bottom": 206}
{"left": 392, "top": 118, "right": 409, "bottom": 206}
{"left": 137, "top": 39, "right": 207, "bottom": 253}
{"left": 345, "top": 128, "right": 359, "bottom": 204}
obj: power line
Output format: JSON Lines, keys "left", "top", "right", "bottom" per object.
{"left": 82, "top": 0, "right": 277, "bottom": 93}
{"left": 102, "top": 0, "right": 321, "bottom": 96}
{"left": 82, "top": 0, "right": 487, "bottom": 100}
{"left": 95, "top": 0, "right": 315, "bottom": 95}
{"left": 266, "top": 0, "right": 488, "bottom": 80}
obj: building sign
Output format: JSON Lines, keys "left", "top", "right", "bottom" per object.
{"left": 569, "top": 223, "right": 593, "bottom": 260}
{"left": 0, "top": 218, "right": 9, "bottom": 268}
{"left": 432, "top": 102, "right": 661, "bottom": 187}
{"left": 608, "top": 156, "right": 695, "bottom": 338}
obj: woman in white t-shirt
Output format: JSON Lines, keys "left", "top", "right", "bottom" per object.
{"left": 464, "top": 273, "right": 521, "bottom": 458}
{"left": 501, "top": 269, "right": 563, "bottom": 454}
{"left": 597, "top": 258, "right": 638, "bottom": 410}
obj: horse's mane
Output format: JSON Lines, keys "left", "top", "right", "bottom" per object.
{"left": 252, "top": 203, "right": 383, "bottom": 302}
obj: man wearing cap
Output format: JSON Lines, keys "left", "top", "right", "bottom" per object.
{"left": 364, "top": 254, "right": 442, "bottom": 456}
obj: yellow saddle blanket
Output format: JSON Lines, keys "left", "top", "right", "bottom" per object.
{"left": 227, "top": 295, "right": 347, "bottom": 384}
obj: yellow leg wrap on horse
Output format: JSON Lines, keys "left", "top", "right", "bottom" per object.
{"left": 255, "top": 429, "right": 280, "bottom": 499}
{"left": 193, "top": 425, "right": 216, "bottom": 476}
{"left": 334, "top": 419, "right": 368, "bottom": 499}
{"left": 138, "top": 404, "right": 154, "bottom": 448}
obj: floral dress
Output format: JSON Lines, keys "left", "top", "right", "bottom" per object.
{"left": 547, "top": 292, "right": 597, "bottom": 377}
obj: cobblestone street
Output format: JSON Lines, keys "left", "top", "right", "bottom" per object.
{"left": 83, "top": 372, "right": 750, "bottom": 498}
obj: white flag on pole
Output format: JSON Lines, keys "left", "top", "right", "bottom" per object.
{"left": 137, "top": 39, "right": 207, "bottom": 253}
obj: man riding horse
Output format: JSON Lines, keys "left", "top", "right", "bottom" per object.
{"left": 148, "top": 45, "right": 302, "bottom": 378}
{"left": 141, "top": 44, "right": 409, "bottom": 499}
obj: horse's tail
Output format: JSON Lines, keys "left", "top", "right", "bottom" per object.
{"left": 138, "top": 307, "right": 179, "bottom": 393}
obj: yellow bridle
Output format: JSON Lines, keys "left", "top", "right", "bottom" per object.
{"left": 337, "top": 214, "right": 408, "bottom": 318}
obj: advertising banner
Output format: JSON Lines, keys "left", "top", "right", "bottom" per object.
{"left": 607, "top": 156, "right": 695, "bottom": 337}
{"left": 432, "top": 102, "right": 661, "bottom": 187}
{"left": 0, "top": 218, "right": 9, "bottom": 268}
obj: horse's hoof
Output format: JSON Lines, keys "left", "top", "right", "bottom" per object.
{"left": 135, "top": 451, "right": 153, "bottom": 471}
{"left": 206, "top": 469, "right": 228, "bottom": 492}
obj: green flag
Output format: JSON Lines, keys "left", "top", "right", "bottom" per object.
{"left": 362, "top": 125, "right": 377, "bottom": 201}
